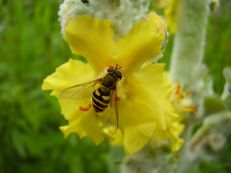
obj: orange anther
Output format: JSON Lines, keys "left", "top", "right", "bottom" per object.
{"left": 106, "top": 64, "right": 114, "bottom": 68}
{"left": 79, "top": 103, "right": 91, "bottom": 112}
{"left": 175, "top": 83, "right": 181, "bottom": 94}
{"left": 186, "top": 106, "right": 198, "bottom": 112}
{"left": 175, "top": 83, "right": 185, "bottom": 99}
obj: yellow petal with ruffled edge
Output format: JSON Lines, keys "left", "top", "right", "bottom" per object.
{"left": 124, "top": 123, "right": 156, "bottom": 154}
{"left": 169, "top": 122, "right": 184, "bottom": 151}
{"left": 60, "top": 110, "right": 105, "bottom": 144}
{"left": 116, "top": 12, "right": 166, "bottom": 72}
{"left": 42, "top": 59, "right": 105, "bottom": 144}
{"left": 42, "top": 59, "right": 97, "bottom": 119}
{"left": 119, "top": 64, "right": 173, "bottom": 129}
{"left": 116, "top": 63, "right": 183, "bottom": 153}
{"left": 64, "top": 16, "right": 116, "bottom": 72}
{"left": 64, "top": 12, "right": 166, "bottom": 73}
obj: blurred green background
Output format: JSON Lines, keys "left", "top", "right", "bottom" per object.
{"left": 0, "top": 0, "right": 230, "bottom": 173}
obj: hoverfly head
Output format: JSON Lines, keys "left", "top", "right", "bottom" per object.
{"left": 107, "top": 66, "right": 114, "bottom": 73}
{"left": 107, "top": 65, "right": 122, "bottom": 80}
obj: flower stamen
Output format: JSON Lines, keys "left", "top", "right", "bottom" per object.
{"left": 106, "top": 64, "right": 115, "bottom": 68}
{"left": 185, "top": 105, "right": 197, "bottom": 113}
{"left": 171, "top": 83, "right": 197, "bottom": 113}
{"left": 79, "top": 103, "right": 92, "bottom": 112}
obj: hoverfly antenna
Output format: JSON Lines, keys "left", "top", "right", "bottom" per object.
{"left": 115, "top": 64, "right": 123, "bottom": 70}
{"left": 115, "top": 64, "right": 118, "bottom": 69}
{"left": 107, "top": 64, "right": 122, "bottom": 71}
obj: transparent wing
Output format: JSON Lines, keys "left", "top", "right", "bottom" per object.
{"left": 100, "top": 89, "right": 119, "bottom": 135}
{"left": 60, "top": 79, "right": 101, "bottom": 100}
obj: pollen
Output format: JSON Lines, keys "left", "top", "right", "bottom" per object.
{"left": 79, "top": 103, "right": 91, "bottom": 112}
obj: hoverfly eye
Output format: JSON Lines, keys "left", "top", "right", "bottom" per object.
{"left": 115, "top": 71, "right": 122, "bottom": 80}
{"left": 107, "top": 67, "right": 114, "bottom": 73}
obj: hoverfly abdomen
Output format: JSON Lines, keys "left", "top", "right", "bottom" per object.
{"left": 92, "top": 67, "right": 122, "bottom": 113}
{"left": 92, "top": 88, "right": 110, "bottom": 113}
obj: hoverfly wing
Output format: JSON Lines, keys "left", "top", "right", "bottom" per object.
{"left": 60, "top": 79, "right": 101, "bottom": 100}
{"left": 100, "top": 89, "right": 119, "bottom": 135}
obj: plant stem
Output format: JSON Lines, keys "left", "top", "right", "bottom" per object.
{"left": 189, "top": 111, "right": 231, "bottom": 151}
{"left": 170, "top": 0, "right": 210, "bottom": 88}
{"left": 170, "top": 1, "right": 210, "bottom": 173}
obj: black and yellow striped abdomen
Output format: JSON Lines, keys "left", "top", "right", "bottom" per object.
{"left": 92, "top": 87, "right": 110, "bottom": 112}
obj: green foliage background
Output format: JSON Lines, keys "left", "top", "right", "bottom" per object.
{"left": 0, "top": 0, "right": 230, "bottom": 173}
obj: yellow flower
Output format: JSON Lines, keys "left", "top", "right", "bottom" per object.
{"left": 42, "top": 12, "right": 184, "bottom": 154}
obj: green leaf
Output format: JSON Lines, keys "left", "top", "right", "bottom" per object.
{"left": 203, "top": 96, "right": 227, "bottom": 115}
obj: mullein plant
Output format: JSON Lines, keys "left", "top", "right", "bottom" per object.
{"left": 42, "top": 0, "right": 184, "bottom": 154}
{"left": 42, "top": 0, "right": 231, "bottom": 173}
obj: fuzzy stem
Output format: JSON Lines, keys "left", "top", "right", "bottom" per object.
{"left": 170, "top": 0, "right": 209, "bottom": 88}
{"left": 169, "top": 1, "right": 210, "bottom": 173}
{"left": 189, "top": 111, "right": 231, "bottom": 151}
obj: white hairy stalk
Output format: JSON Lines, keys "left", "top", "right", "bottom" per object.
{"left": 170, "top": 0, "right": 210, "bottom": 88}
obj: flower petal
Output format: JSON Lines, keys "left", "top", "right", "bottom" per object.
{"left": 116, "top": 12, "right": 166, "bottom": 72}
{"left": 124, "top": 123, "right": 156, "bottom": 154}
{"left": 60, "top": 110, "right": 105, "bottom": 144}
{"left": 119, "top": 64, "right": 173, "bottom": 129}
{"left": 42, "top": 59, "right": 97, "bottom": 119}
{"left": 64, "top": 16, "right": 116, "bottom": 72}
{"left": 42, "top": 59, "right": 96, "bottom": 90}
{"left": 64, "top": 13, "right": 166, "bottom": 73}
{"left": 169, "top": 122, "right": 184, "bottom": 151}
{"left": 117, "top": 63, "right": 183, "bottom": 152}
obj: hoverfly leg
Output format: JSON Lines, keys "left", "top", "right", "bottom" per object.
{"left": 79, "top": 103, "right": 91, "bottom": 112}
{"left": 115, "top": 94, "right": 120, "bottom": 102}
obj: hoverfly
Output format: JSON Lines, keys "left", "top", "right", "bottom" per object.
{"left": 60, "top": 65, "right": 122, "bottom": 134}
